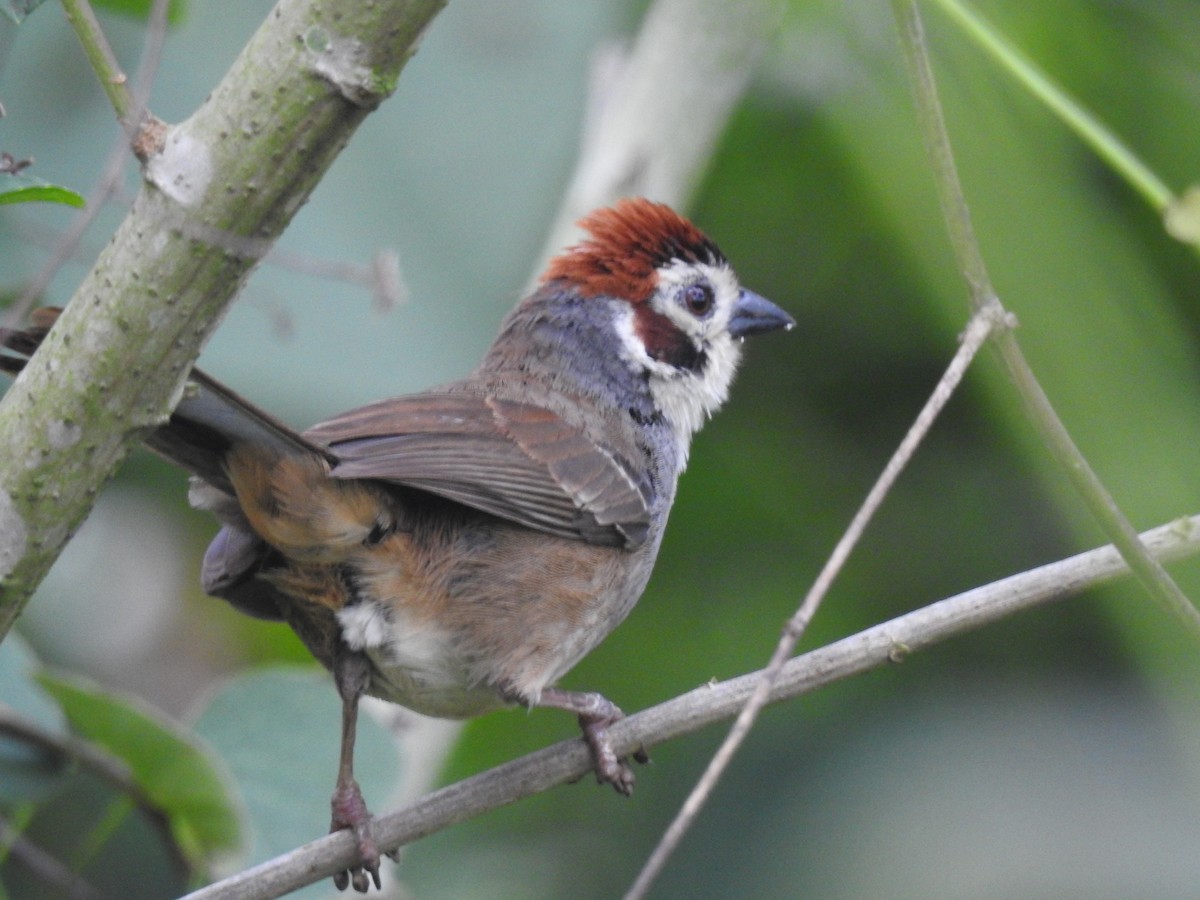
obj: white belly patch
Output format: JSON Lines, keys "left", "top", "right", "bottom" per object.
{"left": 336, "top": 601, "right": 502, "bottom": 718}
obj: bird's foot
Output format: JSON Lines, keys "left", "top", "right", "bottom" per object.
{"left": 330, "top": 777, "right": 380, "bottom": 893}
{"left": 579, "top": 709, "right": 640, "bottom": 796}
{"left": 538, "top": 687, "right": 649, "bottom": 796}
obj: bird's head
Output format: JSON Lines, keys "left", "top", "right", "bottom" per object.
{"left": 541, "top": 198, "right": 794, "bottom": 438}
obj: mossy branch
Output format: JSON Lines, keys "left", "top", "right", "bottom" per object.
{"left": 0, "top": 0, "right": 447, "bottom": 635}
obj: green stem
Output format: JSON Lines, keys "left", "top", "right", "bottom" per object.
{"left": 928, "top": 0, "right": 1173, "bottom": 212}
{"left": 892, "top": 0, "right": 992, "bottom": 309}
{"left": 59, "top": 0, "right": 137, "bottom": 128}
{"left": 993, "top": 329, "right": 1200, "bottom": 638}
{"left": 891, "top": 0, "right": 1200, "bottom": 639}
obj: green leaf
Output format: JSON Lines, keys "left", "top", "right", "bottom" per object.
{"left": 92, "top": 0, "right": 187, "bottom": 25}
{"left": 0, "top": 172, "right": 85, "bottom": 208}
{"left": 0, "top": 0, "right": 48, "bottom": 24}
{"left": 194, "top": 667, "right": 402, "bottom": 895}
{"left": 35, "top": 670, "right": 246, "bottom": 877}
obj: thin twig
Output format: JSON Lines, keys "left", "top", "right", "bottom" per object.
{"left": 891, "top": 0, "right": 1200, "bottom": 639}
{"left": 0, "top": 712, "right": 174, "bottom": 841}
{"left": 184, "top": 512, "right": 1200, "bottom": 900}
{"left": 624, "top": 304, "right": 1003, "bottom": 899}
{"left": 891, "top": 0, "right": 992, "bottom": 308}
{"left": 927, "top": 0, "right": 1173, "bottom": 212}
{"left": 59, "top": 0, "right": 138, "bottom": 129}
{"left": 0, "top": 814, "right": 102, "bottom": 900}
{"left": 993, "top": 329, "right": 1200, "bottom": 638}
{"left": 263, "top": 247, "right": 409, "bottom": 312}
{"left": 129, "top": 0, "right": 170, "bottom": 123}
{"left": 9, "top": 0, "right": 172, "bottom": 327}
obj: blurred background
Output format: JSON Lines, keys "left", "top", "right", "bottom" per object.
{"left": 4, "top": 0, "right": 1200, "bottom": 897}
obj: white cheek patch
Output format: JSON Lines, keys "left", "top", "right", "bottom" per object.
{"left": 641, "top": 261, "right": 746, "bottom": 449}
{"left": 611, "top": 265, "right": 747, "bottom": 467}
{"left": 646, "top": 337, "right": 743, "bottom": 461}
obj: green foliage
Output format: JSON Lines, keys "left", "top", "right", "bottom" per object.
{"left": 194, "top": 667, "right": 403, "bottom": 896}
{"left": 36, "top": 670, "right": 245, "bottom": 872}
{"left": 4, "top": 1, "right": 1200, "bottom": 897}
{"left": 91, "top": 0, "right": 186, "bottom": 25}
{"left": 0, "top": 635, "right": 242, "bottom": 896}
{"left": 0, "top": 172, "right": 84, "bottom": 209}
{"left": 1, "top": 0, "right": 186, "bottom": 25}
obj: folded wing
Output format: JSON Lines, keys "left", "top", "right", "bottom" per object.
{"left": 306, "top": 393, "right": 651, "bottom": 549}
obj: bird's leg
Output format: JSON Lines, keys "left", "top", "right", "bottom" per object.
{"left": 330, "top": 645, "right": 382, "bottom": 893}
{"left": 537, "top": 688, "right": 648, "bottom": 796}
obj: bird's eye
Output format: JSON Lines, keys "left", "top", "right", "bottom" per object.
{"left": 680, "top": 282, "right": 714, "bottom": 317}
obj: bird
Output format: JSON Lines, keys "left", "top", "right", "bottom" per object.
{"left": 1, "top": 198, "right": 793, "bottom": 892}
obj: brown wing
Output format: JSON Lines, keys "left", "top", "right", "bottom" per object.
{"left": 304, "top": 392, "right": 651, "bottom": 549}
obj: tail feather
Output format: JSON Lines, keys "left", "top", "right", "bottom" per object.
{"left": 2, "top": 307, "right": 330, "bottom": 623}
{"left": 1, "top": 307, "right": 332, "bottom": 492}
{"left": 144, "top": 369, "right": 334, "bottom": 492}
{"left": 0, "top": 306, "right": 59, "bottom": 372}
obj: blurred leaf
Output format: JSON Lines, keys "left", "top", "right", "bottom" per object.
{"left": 92, "top": 0, "right": 187, "bottom": 25}
{"left": 35, "top": 670, "right": 245, "bottom": 876}
{"left": 1165, "top": 185, "right": 1200, "bottom": 246}
{"left": 0, "top": 172, "right": 84, "bottom": 208}
{"left": 6, "top": 768, "right": 190, "bottom": 899}
{"left": 194, "top": 667, "right": 402, "bottom": 897}
{"left": 0, "top": 0, "right": 46, "bottom": 24}
{"left": 0, "top": 634, "right": 63, "bottom": 731}
{"left": 0, "top": 635, "right": 67, "bottom": 804}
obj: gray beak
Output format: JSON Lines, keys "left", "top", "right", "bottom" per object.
{"left": 728, "top": 289, "right": 795, "bottom": 338}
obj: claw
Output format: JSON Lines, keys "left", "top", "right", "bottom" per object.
{"left": 580, "top": 712, "right": 636, "bottom": 795}
{"left": 331, "top": 776, "right": 381, "bottom": 892}
{"left": 537, "top": 687, "right": 648, "bottom": 795}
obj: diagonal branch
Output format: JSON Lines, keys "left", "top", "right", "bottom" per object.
{"left": 625, "top": 301, "right": 1007, "bottom": 898}
{"left": 891, "top": 0, "right": 1200, "bottom": 638}
{"left": 183, "top": 511, "right": 1200, "bottom": 900}
{"left": 7, "top": 0, "right": 173, "bottom": 329}
{"left": 0, "top": 0, "right": 447, "bottom": 638}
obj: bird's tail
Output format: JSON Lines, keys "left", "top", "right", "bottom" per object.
{"left": 0, "top": 307, "right": 332, "bottom": 495}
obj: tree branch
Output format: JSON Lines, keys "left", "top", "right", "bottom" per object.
{"left": 59, "top": 0, "right": 139, "bottom": 132}
{"left": 0, "top": 813, "right": 101, "bottom": 900}
{"left": 0, "top": 0, "right": 447, "bottom": 637}
{"left": 625, "top": 299, "right": 1011, "bottom": 898}
{"left": 183, "top": 512, "right": 1200, "bottom": 900}
{"left": 890, "top": 0, "right": 1200, "bottom": 638}
{"left": 7, "top": 0, "right": 172, "bottom": 329}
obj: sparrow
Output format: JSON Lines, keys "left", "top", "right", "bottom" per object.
{"left": 1, "top": 198, "right": 793, "bottom": 892}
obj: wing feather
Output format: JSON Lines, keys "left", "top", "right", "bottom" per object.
{"left": 304, "top": 393, "right": 650, "bottom": 548}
